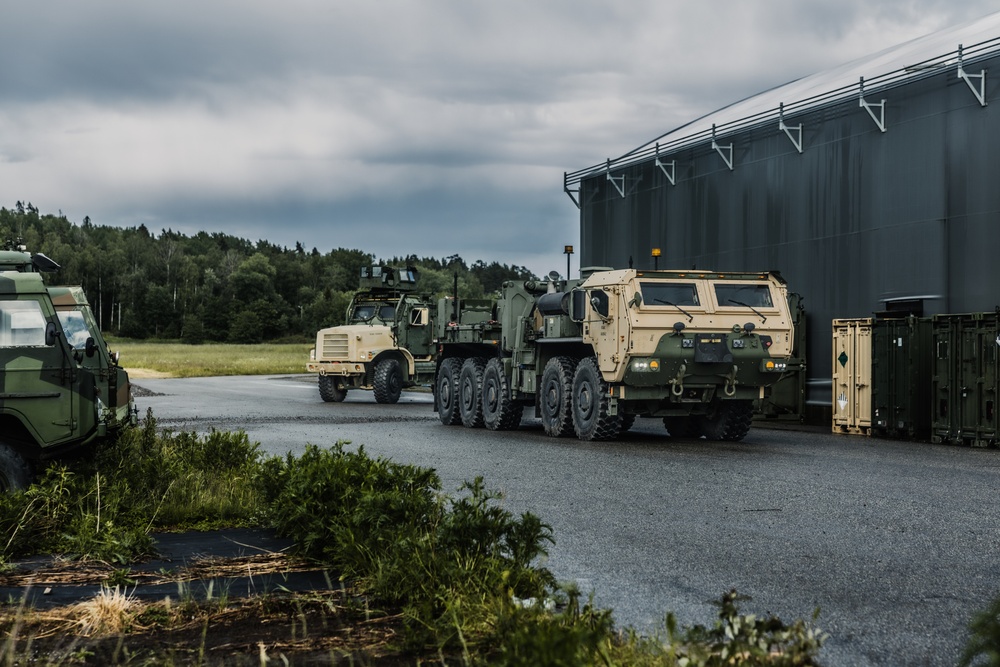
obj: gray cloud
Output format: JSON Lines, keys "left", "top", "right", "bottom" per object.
{"left": 0, "top": 1, "right": 997, "bottom": 278}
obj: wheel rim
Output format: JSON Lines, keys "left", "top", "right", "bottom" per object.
{"left": 543, "top": 378, "right": 560, "bottom": 417}
{"left": 439, "top": 376, "right": 453, "bottom": 408}
{"left": 461, "top": 375, "right": 475, "bottom": 411}
{"left": 577, "top": 379, "right": 594, "bottom": 422}
{"left": 485, "top": 379, "right": 499, "bottom": 413}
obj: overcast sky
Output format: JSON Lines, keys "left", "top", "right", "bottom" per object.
{"left": 1, "top": 1, "right": 996, "bottom": 278}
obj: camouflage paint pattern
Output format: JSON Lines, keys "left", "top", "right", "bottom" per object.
{"left": 0, "top": 260, "right": 135, "bottom": 462}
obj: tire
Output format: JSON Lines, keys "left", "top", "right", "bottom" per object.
{"left": 0, "top": 443, "right": 31, "bottom": 493}
{"left": 699, "top": 400, "right": 754, "bottom": 441}
{"left": 373, "top": 358, "right": 404, "bottom": 404}
{"left": 436, "top": 358, "right": 463, "bottom": 425}
{"left": 571, "top": 357, "right": 621, "bottom": 441}
{"left": 663, "top": 416, "right": 700, "bottom": 439}
{"left": 318, "top": 375, "right": 347, "bottom": 403}
{"left": 459, "top": 357, "right": 487, "bottom": 428}
{"left": 539, "top": 356, "right": 577, "bottom": 437}
{"left": 482, "top": 357, "right": 522, "bottom": 431}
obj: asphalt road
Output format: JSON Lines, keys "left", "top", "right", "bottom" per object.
{"left": 133, "top": 374, "right": 1000, "bottom": 667}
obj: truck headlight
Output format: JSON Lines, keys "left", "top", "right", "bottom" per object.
{"left": 631, "top": 358, "right": 660, "bottom": 372}
{"left": 762, "top": 360, "right": 788, "bottom": 372}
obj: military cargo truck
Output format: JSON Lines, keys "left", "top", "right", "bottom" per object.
{"left": 434, "top": 268, "right": 795, "bottom": 441}
{"left": 0, "top": 244, "right": 136, "bottom": 491}
{"left": 306, "top": 266, "right": 438, "bottom": 403}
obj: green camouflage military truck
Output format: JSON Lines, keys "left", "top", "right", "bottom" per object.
{"left": 435, "top": 268, "right": 796, "bottom": 441}
{"left": 306, "top": 266, "right": 438, "bottom": 403}
{"left": 0, "top": 243, "right": 135, "bottom": 491}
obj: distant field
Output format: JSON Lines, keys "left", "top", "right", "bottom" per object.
{"left": 109, "top": 339, "right": 312, "bottom": 378}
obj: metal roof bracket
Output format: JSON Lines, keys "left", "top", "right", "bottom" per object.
{"left": 778, "top": 103, "right": 803, "bottom": 153}
{"left": 563, "top": 172, "right": 581, "bottom": 209}
{"left": 958, "top": 44, "right": 987, "bottom": 107}
{"left": 859, "top": 77, "right": 886, "bottom": 133}
{"left": 606, "top": 159, "right": 626, "bottom": 198}
{"left": 711, "top": 125, "right": 734, "bottom": 170}
{"left": 654, "top": 143, "right": 676, "bottom": 185}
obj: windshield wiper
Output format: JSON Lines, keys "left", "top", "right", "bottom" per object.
{"left": 728, "top": 299, "right": 767, "bottom": 323}
{"left": 654, "top": 298, "right": 693, "bottom": 322}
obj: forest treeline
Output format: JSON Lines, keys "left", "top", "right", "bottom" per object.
{"left": 0, "top": 203, "right": 536, "bottom": 343}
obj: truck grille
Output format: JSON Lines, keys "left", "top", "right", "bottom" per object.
{"left": 321, "top": 333, "right": 350, "bottom": 360}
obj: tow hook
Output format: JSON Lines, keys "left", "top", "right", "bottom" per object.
{"left": 723, "top": 364, "right": 738, "bottom": 397}
{"left": 670, "top": 363, "right": 687, "bottom": 396}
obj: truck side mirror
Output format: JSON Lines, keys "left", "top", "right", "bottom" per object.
{"left": 570, "top": 290, "right": 587, "bottom": 322}
{"left": 45, "top": 321, "right": 59, "bottom": 346}
{"left": 85, "top": 336, "right": 97, "bottom": 358}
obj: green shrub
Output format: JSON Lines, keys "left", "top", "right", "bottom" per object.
{"left": 263, "top": 444, "right": 555, "bottom": 651}
{"left": 0, "top": 411, "right": 266, "bottom": 562}
{"left": 960, "top": 594, "right": 1000, "bottom": 667}
{"left": 661, "top": 590, "right": 827, "bottom": 667}
{"left": 491, "top": 586, "right": 616, "bottom": 667}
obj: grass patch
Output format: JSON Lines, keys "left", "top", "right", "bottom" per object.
{"left": 0, "top": 411, "right": 265, "bottom": 562}
{"left": 108, "top": 338, "right": 311, "bottom": 378}
{"left": 0, "top": 418, "right": 830, "bottom": 665}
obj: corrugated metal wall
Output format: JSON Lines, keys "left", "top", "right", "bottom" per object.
{"left": 578, "top": 55, "right": 1000, "bottom": 409}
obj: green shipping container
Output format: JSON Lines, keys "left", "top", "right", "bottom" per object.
{"left": 931, "top": 312, "right": 1000, "bottom": 447}
{"left": 871, "top": 316, "right": 932, "bottom": 440}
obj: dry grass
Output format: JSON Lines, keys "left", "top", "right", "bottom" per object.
{"left": 1, "top": 586, "right": 412, "bottom": 666}
{"left": 68, "top": 586, "right": 142, "bottom": 636}
{"left": 109, "top": 339, "right": 312, "bottom": 378}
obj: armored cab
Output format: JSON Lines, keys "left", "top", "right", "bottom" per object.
{"left": 434, "top": 268, "right": 795, "bottom": 441}
{"left": 0, "top": 244, "right": 136, "bottom": 491}
{"left": 306, "top": 266, "right": 437, "bottom": 403}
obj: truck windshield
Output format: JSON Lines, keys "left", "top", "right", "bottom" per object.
{"left": 714, "top": 284, "right": 774, "bottom": 308}
{"left": 639, "top": 282, "right": 700, "bottom": 306}
{"left": 351, "top": 303, "right": 397, "bottom": 322}
{"left": 57, "top": 310, "right": 91, "bottom": 349}
{"left": 351, "top": 305, "right": 376, "bottom": 322}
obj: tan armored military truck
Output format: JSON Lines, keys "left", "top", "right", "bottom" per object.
{"left": 0, "top": 244, "right": 136, "bottom": 491}
{"left": 306, "top": 266, "right": 437, "bottom": 403}
{"left": 435, "top": 268, "right": 795, "bottom": 441}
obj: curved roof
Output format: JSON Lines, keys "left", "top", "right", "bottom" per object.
{"left": 567, "top": 11, "right": 1000, "bottom": 185}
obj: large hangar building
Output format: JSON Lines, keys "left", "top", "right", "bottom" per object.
{"left": 564, "top": 13, "right": 1000, "bottom": 416}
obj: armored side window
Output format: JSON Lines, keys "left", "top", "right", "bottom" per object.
{"left": 1, "top": 301, "right": 48, "bottom": 347}
{"left": 589, "top": 290, "right": 609, "bottom": 318}
{"left": 639, "top": 282, "right": 700, "bottom": 307}
{"left": 57, "top": 310, "right": 90, "bottom": 349}
{"left": 714, "top": 284, "right": 774, "bottom": 309}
